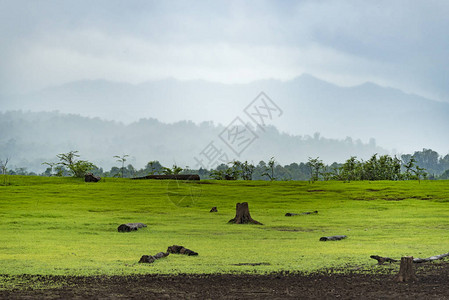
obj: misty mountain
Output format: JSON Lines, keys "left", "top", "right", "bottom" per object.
{"left": 1, "top": 74, "right": 448, "bottom": 155}
{"left": 0, "top": 111, "right": 385, "bottom": 173}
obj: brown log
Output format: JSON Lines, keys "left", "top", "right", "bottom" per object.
{"left": 370, "top": 255, "right": 398, "bottom": 265}
{"left": 370, "top": 252, "right": 449, "bottom": 264}
{"left": 132, "top": 174, "right": 200, "bottom": 180}
{"left": 167, "top": 245, "right": 198, "bottom": 256}
{"left": 285, "top": 213, "right": 299, "bottom": 216}
{"left": 395, "top": 256, "right": 417, "bottom": 282}
{"left": 139, "top": 252, "right": 169, "bottom": 263}
{"left": 413, "top": 252, "right": 449, "bottom": 263}
{"left": 228, "top": 202, "right": 263, "bottom": 225}
{"left": 117, "top": 222, "right": 147, "bottom": 232}
{"left": 285, "top": 211, "right": 318, "bottom": 217}
{"left": 319, "top": 235, "right": 347, "bottom": 241}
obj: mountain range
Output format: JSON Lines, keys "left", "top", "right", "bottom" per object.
{"left": 1, "top": 74, "right": 448, "bottom": 172}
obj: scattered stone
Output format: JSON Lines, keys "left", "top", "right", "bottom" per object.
{"left": 139, "top": 252, "right": 169, "bottom": 264}
{"left": 210, "top": 207, "right": 218, "bottom": 212}
{"left": 167, "top": 245, "right": 198, "bottom": 256}
{"left": 117, "top": 223, "right": 147, "bottom": 232}
{"left": 319, "top": 235, "right": 347, "bottom": 241}
{"left": 85, "top": 173, "right": 101, "bottom": 182}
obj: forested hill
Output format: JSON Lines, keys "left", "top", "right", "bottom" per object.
{"left": 0, "top": 111, "right": 385, "bottom": 172}
{"left": 2, "top": 74, "right": 449, "bottom": 154}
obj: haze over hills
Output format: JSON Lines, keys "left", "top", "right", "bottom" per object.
{"left": 1, "top": 75, "right": 449, "bottom": 173}
{"left": 0, "top": 110, "right": 386, "bottom": 173}
{"left": 1, "top": 74, "right": 448, "bottom": 155}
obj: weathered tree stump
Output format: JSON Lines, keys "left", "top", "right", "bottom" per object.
{"left": 228, "top": 202, "right": 262, "bottom": 225}
{"left": 319, "top": 235, "right": 347, "bottom": 241}
{"left": 117, "top": 222, "right": 147, "bottom": 232}
{"left": 395, "top": 256, "right": 417, "bottom": 282}
{"left": 210, "top": 207, "right": 218, "bottom": 212}
{"left": 167, "top": 245, "right": 198, "bottom": 256}
{"left": 85, "top": 173, "right": 101, "bottom": 182}
{"left": 139, "top": 252, "right": 169, "bottom": 263}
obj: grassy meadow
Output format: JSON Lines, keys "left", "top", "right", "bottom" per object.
{"left": 0, "top": 176, "right": 448, "bottom": 276}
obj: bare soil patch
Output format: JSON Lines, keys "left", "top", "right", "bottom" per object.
{"left": 2, "top": 262, "right": 449, "bottom": 299}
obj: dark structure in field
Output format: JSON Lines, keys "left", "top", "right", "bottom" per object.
{"left": 210, "top": 207, "right": 218, "bottom": 212}
{"left": 117, "top": 223, "right": 147, "bottom": 232}
{"left": 85, "top": 173, "right": 101, "bottom": 182}
{"left": 228, "top": 202, "right": 262, "bottom": 225}
{"left": 132, "top": 174, "right": 200, "bottom": 180}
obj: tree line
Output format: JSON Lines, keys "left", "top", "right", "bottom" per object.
{"left": 2, "top": 148, "right": 449, "bottom": 181}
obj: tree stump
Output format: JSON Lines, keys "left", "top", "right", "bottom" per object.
{"left": 228, "top": 202, "right": 262, "bottom": 225}
{"left": 395, "top": 256, "right": 417, "bottom": 282}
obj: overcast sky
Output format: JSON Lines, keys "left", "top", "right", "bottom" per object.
{"left": 1, "top": 0, "right": 448, "bottom": 102}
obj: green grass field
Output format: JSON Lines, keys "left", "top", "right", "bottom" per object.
{"left": 0, "top": 176, "right": 448, "bottom": 276}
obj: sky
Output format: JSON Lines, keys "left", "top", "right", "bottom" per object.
{"left": 1, "top": 0, "right": 449, "bottom": 102}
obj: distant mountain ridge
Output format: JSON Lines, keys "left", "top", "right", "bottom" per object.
{"left": 0, "top": 111, "right": 386, "bottom": 173}
{"left": 1, "top": 74, "right": 448, "bottom": 155}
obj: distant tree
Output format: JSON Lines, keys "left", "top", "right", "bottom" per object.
{"left": 113, "top": 154, "right": 129, "bottom": 178}
{"left": 439, "top": 169, "right": 449, "bottom": 180}
{"left": 339, "top": 156, "right": 360, "bottom": 182}
{"left": 0, "top": 157, "right": 9, "bottom": 185}
{"left": 55, "top": 151, "right": 95, "bottom": 178}
{"left": 241, "top": 161, "right": 255, "bottom": 180}
{"left": 210, "top": 169, "right": 225, "bottom": 180}
{"left": 126, "top": 164, "right": 136, "bottom": 178}
{"left": 162, "top": 164, "right": 183, "bottom": 175}
{"left": 261, "top": 157, "right": 276, "bottom": 181}
{"left": 42, "top": 162, "right": 57, "bottom": 177}
{"left": 146, "top": 161, "right": 163, "bottom": 175}
{"left": 307, "top": 157, "right": 325, "bottom": 183}
{"left": 402, "top": 156, "right": 416, "bottom": 180}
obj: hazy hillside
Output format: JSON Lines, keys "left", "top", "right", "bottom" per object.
{"left": 1, "top": 74, "right": 448, "bottom": 154}
{"left": 0, "top": 111, "right": 385, "bottom": 172}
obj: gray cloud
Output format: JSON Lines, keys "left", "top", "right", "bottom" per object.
{"left": 1, "top": 0, "right": 448, "bottom": 101}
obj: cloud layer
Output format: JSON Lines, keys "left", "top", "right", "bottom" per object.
{"left": 1, "top": 0, "right": 448, "bottom": 101}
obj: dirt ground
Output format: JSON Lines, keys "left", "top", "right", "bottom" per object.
{"left": 2, "top": 262, "right": 449, "bottom": 299}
